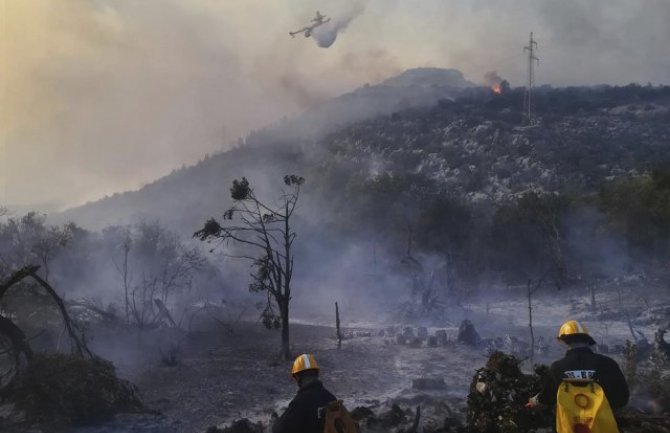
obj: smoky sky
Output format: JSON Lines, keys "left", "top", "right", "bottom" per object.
{"left": 1, "top": 0, "right": 668, "bottom": 210}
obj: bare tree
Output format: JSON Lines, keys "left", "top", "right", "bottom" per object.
{"left": 526, "top": 274, "right": 547, "bottom": 366}
{"left": 336, "top": 302, "right": 342, "bottom": 349}
{"left": 30, "top": 225, "right": 71, "bottom": 284}
{"left": 115, "top": 222, "right": 204, "bottom": 329}
{"left": 194, "top": 175, "right": 304, "bottom": 360}
{"left": 0, "top": 212, "right": 70, "bottom": 284}
{"left": 494, "top": 192, "right": 568, "bottom": 365}
{"left": 113, "top": 228, "right": 132, "bottom": 325}
{"left": 400, "top": 226, "right": 441, "bottom": 314}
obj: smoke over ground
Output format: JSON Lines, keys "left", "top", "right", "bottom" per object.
{"left": 2, "top": 0, "right": 669, "bottom": 211}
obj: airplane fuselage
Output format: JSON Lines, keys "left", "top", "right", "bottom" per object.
{"left": 290, "top": 13, "right": 330, "bottom": 39}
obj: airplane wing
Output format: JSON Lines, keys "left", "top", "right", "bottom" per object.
{"left": 289, "top": 26, "right": 308, "bottom": 36}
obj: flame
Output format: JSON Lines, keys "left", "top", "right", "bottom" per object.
{"left": 491, "top": 84, "right": 502, "bottom": 94}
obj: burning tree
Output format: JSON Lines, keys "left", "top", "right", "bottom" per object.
{"left": 194, "top": 175, "right": 304, "bottom": 360}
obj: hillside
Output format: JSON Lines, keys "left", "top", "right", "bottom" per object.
{"left": 319, "top": 85, "right": 670, "bottom": 201}
{"left": 57, "top": 73, "right": 670, "bottom": 236}
{"left": 56, "top": 68, "right": 475, "bottom": 231}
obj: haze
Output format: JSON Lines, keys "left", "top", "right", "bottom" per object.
{"left": 1, "top": 0, "right": 668, "bottom": 210}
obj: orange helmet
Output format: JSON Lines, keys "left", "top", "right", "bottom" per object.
{"left": 291, "top": 354, "right": 319, "bottom": 375}
{"left": 557, "top": 320, "right": 596, "bottom": 345}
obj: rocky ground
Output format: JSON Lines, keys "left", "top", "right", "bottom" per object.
{"left": 93, "top": 321, "right": 486, "bottom": 433}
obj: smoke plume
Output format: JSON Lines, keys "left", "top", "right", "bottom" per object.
{"left": 484, "top": 71, "right": 503, "bottom": 87}
{"left": 312, "top": 4, "right": 367, "bottom": 48}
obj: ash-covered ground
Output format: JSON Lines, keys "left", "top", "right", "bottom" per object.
{"left": 46, "top": 286, "right": 667, "bottom": 433}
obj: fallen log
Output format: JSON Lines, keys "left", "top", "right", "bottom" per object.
{"left": 69, "top": 299, "right": 118, "bottom": 322}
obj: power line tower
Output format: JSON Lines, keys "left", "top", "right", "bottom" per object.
{"left": 523, "top": 32, "right": 539, "bottom": 125}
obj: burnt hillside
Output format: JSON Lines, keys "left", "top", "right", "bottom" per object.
{"left": 319, "top": 84, "right": 670, "bottom": 201}
{"left": 57, "top": 80, "right": 670, "bottom": 233}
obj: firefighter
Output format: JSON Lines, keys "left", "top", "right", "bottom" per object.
{"left": 272, "top": 354, "right": 337, "bottom": 433}
{"left": 527, "top": 320, "right": 629, "bottom": 432}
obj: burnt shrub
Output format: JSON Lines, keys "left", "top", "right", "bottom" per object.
{"left": 11, "top": 354, "right": 144, "bottom": 425}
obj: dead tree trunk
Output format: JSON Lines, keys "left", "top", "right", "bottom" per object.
{"left": 627, "top": 314, "right": 638, "bottom": 342}
{"left": 153, "top": 299, "right": 177, "bottom": 327}
{"left": 590, "top": 284, "right": 597, "bottom": 312}
{"left": 526, "top": 276, "right": 546, "bottom": 366}
{"left": 0, "top": 265, "right": 92, "bottom": 358}
{"left": 335, "top": 302, "right": 342, "bottom": 349}
{"left": 279, "top": 298, "right": 290, "bottom": 360}
{"left": 122, "top": 236, "right": 131, "bottom": 325}
{"left": 0, "top": 315, "right": 33, "bottom": 360}
{"left": 527, "top": 279, "right": 535, "bottom": 365}
{"left": 28, "top": 270, "right": 92, "bottom": 357}
{"left": 408, "top": 406, "right": 421, "bottom": 433}
{"left": 0, "top": 315, "right": 32, "bottom": 396}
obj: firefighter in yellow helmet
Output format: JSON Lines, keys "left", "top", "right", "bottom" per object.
{"left": 272, "top": 354, "right": 337, "bottom": 433}
{"left": 527, "top": 320, "right": 629, "bottom": 433}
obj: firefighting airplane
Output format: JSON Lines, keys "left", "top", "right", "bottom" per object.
{"left": 289, "top": 11, "right": 330, "bottom": 38}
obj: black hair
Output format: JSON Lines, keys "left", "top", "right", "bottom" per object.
{"left": 561, "top": 333, "right": 596, "bottom": 346}
{"left": 295, "top": 368, "right": 319, "bottom": 380}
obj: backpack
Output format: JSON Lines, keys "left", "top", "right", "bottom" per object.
{"left": 322, "top": 400, "right": 359, "bottom": 433}
{"left": 556, "top": 379, "right": 619, "bottom": 433}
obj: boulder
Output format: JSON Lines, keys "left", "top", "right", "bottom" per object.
{"left": 408, "top": 337, "right": 423, "bottom": 348}
{"left": 435, "top": 330, "right": 448, "bottom": 346}
{"left": 457, "top": 320, "right": 480, "bottom": 346}
{"left": 350, "top": 406, "right": 375, "bottom": 422}
{"left": 412, "top": 377, "right": 447, "bottom": 391}
{"left": 654, "top": 329, "right": 670, "bottom": 358}
{"left": 207, "top": 419, "right": 263, "bottom": 433}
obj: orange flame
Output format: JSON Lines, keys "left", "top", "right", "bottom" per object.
{"left": 491, "top": 84, "right": 502, "bottom": 94}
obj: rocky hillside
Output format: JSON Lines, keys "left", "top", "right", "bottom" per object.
{"left": 321, "top": 86, "right": 670, "bottom": 202}
{"left": 56, "top": 72, "right": 670, "bottom": 233}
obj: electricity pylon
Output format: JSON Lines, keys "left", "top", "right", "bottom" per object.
{"left": 523, "top": 32, "right": 539, "bottom": 125}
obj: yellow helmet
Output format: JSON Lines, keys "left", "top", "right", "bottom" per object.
{"left": 291, "top": 354, "right": 319, "bottom": 375}
{"left": 557, "top": 320, "right": 596, "bottom": 344}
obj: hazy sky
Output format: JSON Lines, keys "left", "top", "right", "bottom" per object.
{"left": 1, "top": 0, "right": 669, "bottom": 210}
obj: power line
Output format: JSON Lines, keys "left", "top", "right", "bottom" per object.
{"left": 523, "top": 32, "right": 539, "bottom": 126}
